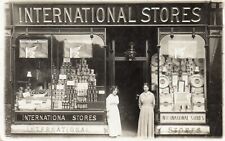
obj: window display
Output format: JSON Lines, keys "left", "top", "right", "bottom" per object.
{"left": 14, "top": 30, "right": 106, "bottom": 112}
{"left": 151, "top": 34, "right": 206, "bottom": 113}
{"left": 52, "top": 58, "right": 99, "bottom": 110}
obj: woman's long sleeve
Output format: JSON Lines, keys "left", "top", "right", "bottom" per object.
{"left": 138, "top": 96, "right": 142, "bottom": 109}
{"left": 106, "top": 96, "right": 110, "bottom": 112}
{"left": 153, "top": 94, "right": 155, "bottom": 107}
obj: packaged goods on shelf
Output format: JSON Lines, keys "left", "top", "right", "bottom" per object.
{"left": 52, "top": 58, "right": 98, "bottom": 110}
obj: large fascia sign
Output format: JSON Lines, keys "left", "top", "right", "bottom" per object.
{"left": 13, "top": 4, "right": 207, "bottom": 26}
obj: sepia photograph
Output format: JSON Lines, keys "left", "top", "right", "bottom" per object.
{"left": 0, "top": 0, "right": 224, "bottom": 140}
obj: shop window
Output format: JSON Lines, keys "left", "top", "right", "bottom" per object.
{"left": 151, "top": 34, "right": 206, "bottom": 113}
{"left": 15, "top": 38, "right": 52, "bottom": 111}
{"left": 51, "top": 35, "right": 105, "bottom": 110}
{"left": 14, "top": 32, "right": 106, "bottom": 112}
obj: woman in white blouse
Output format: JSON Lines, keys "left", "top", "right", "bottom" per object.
{"left": 106, "top": 86, "right": 122, "bottom": 137}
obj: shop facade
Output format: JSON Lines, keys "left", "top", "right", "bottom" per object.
{"left": 4, "top": 0, "right": 223, "bottom": 137}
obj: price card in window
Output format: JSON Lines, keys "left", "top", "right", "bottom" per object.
{"left": 63, "top": 58, "right": 70, "bottom": 62}
{"left": 67, "top": 80, "right": 75, "bottom": 86}
{"left": 98, "top": 90, "right": 105, "bottom": 95}
{"left": 59, "top": 74, "right": 67, "bottom": 80}
{"left": 77, "top": 83, "right": 88, "bottom": 90}
{"left": 56, "top": 84, "right": 64, "bottom": 90}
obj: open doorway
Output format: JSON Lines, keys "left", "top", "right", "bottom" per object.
{"left": 115, "top": 61, "right": 144, "bottom": 136}
{"left": 106, "top": 26, "right": 158, "bottom": 136}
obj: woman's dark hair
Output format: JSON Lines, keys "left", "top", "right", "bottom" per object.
{"left": 110, "top": 86, "right": 119, "bottom": 94}
{"left": 143, "top": 83, "right": 150, "bottom": 88}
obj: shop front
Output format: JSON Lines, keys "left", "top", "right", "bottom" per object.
{"left": 5, "top": 0, "right": 223, "bottom": 137}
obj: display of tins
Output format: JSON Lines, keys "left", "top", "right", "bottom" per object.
{"left": 159, "top": 87, "right": 170, "bottom": 94}
{"left": 173, "top": 65, "right": 179, "bottom": 72}
{"left": 150, "top": 54, "right": 206, "bottom": 113}
{"left": 174, "top": 92, "right": 191, "bottom": 105}
{"left": 181, "top": 64, "right": 186, "bottom": 72}
{"left": 165, "top": 64, "right": 173, "bottom": 73}
{"left": 190, "top": 75, "right": 204, "bottom": 87}
{"left": 165, "top": 57, "right": 172, "bottom": 63}
{"left": 159, "top": 75, "right": 169, "bottom": 88}
{"left": 191, "top": 87, "right": 204, "bottom": 93}
{"left": 171, "top": 73, "right": 178, "bottom": 86}
{"left": 192, "top": 96, "right": 205, "bottom": 104}
{"left": 161, "top": 66, "right": 168, "bottom": 73}
{"left": 151, "top": 54, "right": 165, "bottom": 67}
{"left": 194, "top": 66, "right": 200, "bottom": 73}
{"left": 181, "top": 73, "right": 188, "bottom": 86}
{"left": 160, "top": 95, "right": 173, "bottom": 104}
{"left": 193, "top": 103, "right": 205, "bottom": 112}
{"left": 151, "top": 66, "right": 158, "bottom": 72}
{"left": 160, "top": 103, "right": 173, "bottom": 112}
{"left": 172, "top": 58, "right": 180, "bottom": 66}
{"left": 192, "top": 93, "right": 204, "bottom": 98}
{"left": 151, "top": 72, "right": 158, "bottom": 84}
{"left": 194, "top": 58, "right": 204, "bottom": 68}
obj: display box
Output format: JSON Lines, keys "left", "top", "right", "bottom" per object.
{"left": 160, "top": 103, "right": 173, "bottom": 112}
{"left": 193, "top": 104, "right": 205, "bottom": 112}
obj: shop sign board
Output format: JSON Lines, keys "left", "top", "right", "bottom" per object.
{"left": 15, "top": 112, "right": 105, "bottom": 122}
{"left": 160, "top": 113, "right": 206, "bottom": 124}
{"left": 11, "top": 124, "right": 108, "bottom": 134}
{"left": 155, "top": 125, "right": 210, "bottom": 135}
{"left": 12, "top": 3, "right": 208, "bottom": 25}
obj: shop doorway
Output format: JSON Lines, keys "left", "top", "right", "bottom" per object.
{"left": 115, "top": 61, "right": 145, "bottom": 136}
{"left": 107, "top": 27, "right": 157, "bottom": 136}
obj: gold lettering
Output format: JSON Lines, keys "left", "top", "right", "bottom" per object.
{"left": 84, "top": 115, "right": 88, "bottom": 121}
{"left": 19, "top": 8, "right": 22, "bottom": 23}
{"left": 160, "top": 7, "right": 169, "bottom": 23}
{"left": 96, "top": 7, "right": 105, "bottom": 23}
{"left": 171, "top": 7, "right": 180, "bottom": 23}
{"left": 24, "top": 115, "right": 29, "bottom": 120}
{"left": 82, "top": 8, "right": 90, "bottom": 23}
{"left": 64, "top": 8, "right": 72, "bottom": 23}
{"left": 53, "top": 8, "right": 62, "bottom": 23}
{"left": 74, "top": 8, "right": 84, "bottom": 23}
{"left": 91, "top": 8, "right": 95, "bottom": 23}
{"left": 93, "top": 115, "right": 97, "bottom": 121}
{"left": 43, "top": 8, "right": 52, "bottom": 23}
{"left": 24, "top": 8, "right": 33, "bottom": 23}
{"left": 53, "top": 115, "right": 56, "bottom": 120}
{"left": 182, "top": 7, "right": 191, "bottom": 23}
{"left": 33, "top": 7, "right": 41, "bottom": 23}
{"left": 128, "top": 7, "right": 136, "bottom": 23}
{"left": 117, "top": 7, "right": 127, "bottom": 23}
{"left": 80, "top": 115, "right": 84, "bottom": 120}
{"left": 62, "top": 115, "right": 65, "bottom": 120}
{"left": 35, "top": 115, "right": 39, "bottom": 120}
{"left": 151, "top": 7, "right": 160, "bottom": 23}
{"left": 141, "top": 7, "right": 151, "bottom": 23}
{"left": 107, "top": 7, "right": 115, "bottom": 23}
{"left": 191, "top": 7, "right": 201, "bottom": 23}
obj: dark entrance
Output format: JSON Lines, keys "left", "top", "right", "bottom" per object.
{"left": 115, "top": 62, "right": 144, "bottom": 136}
{"left": 107, "top": 27, "right": 157, "bottom": 136}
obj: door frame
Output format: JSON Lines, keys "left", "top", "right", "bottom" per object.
{"left": 108, "top": 40, "right": 150, "bottom": 87}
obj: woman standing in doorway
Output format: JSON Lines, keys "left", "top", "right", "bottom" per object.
{"left": 137, "top": 83, "right": 155, "bottom": 138}
{"left": 106, "top": 86, "right": 122, "bottom": 137}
